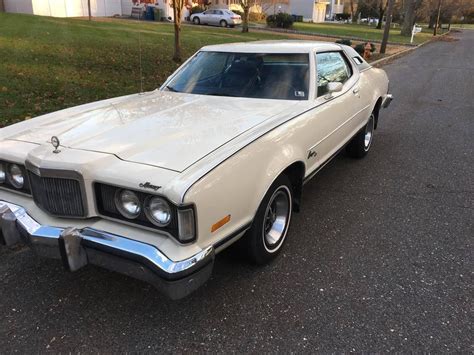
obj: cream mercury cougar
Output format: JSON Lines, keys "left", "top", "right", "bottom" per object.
{"left": 0, "top": 41, "right": 392, "bottom": 299}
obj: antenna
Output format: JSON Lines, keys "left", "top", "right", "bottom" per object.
{"left": 138, "top": 10, "right": 144, "bottom": 94}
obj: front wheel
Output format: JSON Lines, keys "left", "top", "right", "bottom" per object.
{"left": 243, "top": 175, "right": 293, "bottom": 264}
{"left": 346, "top": 113, "right": 375, "bottom": 159}
{"left": 193, "top": 17, "right": 200, "bottom": 25}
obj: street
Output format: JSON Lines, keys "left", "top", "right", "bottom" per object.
{"left": 1, "top": 30, "right": 472, "bottom": 352}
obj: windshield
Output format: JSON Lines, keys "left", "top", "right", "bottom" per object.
{"left": 166, "top": 52, "right": 310, "bottom": 100}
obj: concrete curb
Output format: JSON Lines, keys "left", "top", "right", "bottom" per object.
{"left": 370, "top": 29, "right": 451, "bottom": 67}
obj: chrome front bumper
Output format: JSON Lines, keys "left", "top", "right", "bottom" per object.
{"left": 382, "top": 93, "right": 393, "bottom": 109}
{"left": 0, "top": 200, "right": 214, "bottom": 300}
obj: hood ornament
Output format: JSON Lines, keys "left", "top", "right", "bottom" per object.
{"left": 51, "top": 136, "right": 61, "bottom": 154}
{"left": 139, "top": 182, "right": 161, "bottom": 191}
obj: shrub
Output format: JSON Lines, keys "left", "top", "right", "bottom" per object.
{"left": 232, "top": 9, "right": 244, "bottom": 17}
{"left": 354, "top": 42, "right": 376, "bottom": 55}
{"left": 335, "top": 38, "right": 352, "bottom": 46}
{"left": 335, "top": 13, "right": 351, "bottom": 21}
{"left": 190, "top": 6, "right": 205, "bottom": 15}
{"left": 249, "top": 12, "right": 266, "bottom": 21}
{"left": 266, "top": 12, "right": 294, "bottom": 29}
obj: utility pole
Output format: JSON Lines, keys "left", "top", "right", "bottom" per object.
{"left": 433, "top": 0, "right": 442, "bottom": 35}
{"left": 88, "top": 0, "right": 92, "bottom": 21}
{"left": 380, "top": 0, "right": 395, "bottom": 54}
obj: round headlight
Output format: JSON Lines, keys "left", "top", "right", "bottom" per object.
{"left": 0, "top": 163, "right": 5, "bottom": 184}
{"left": 7, "top": 164, "right": 24, "bottom": 189}
{"left": 145, "top": 197, "right": 172, "bottom": 227}
{"left": 115, "top": 189, "right": 141, "bottom": 219}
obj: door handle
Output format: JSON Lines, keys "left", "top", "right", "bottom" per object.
{"left": 353, "top": 87, "right": 360, "bottom": 94}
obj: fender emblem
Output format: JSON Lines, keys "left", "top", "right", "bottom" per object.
{"left": 307, "top": 150, "right": 317, "bottom": 159}
{"left": 139, "top": 182, "right": 161, "bottom": 191}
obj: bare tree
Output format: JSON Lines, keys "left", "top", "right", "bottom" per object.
{"left": 172, "top": 0, "right": 186, "bottom": 62}
{"left": 240, "top": 0, "right": 251, "bottom": 32}
{"left": 376, "top": 0, "right": 388, "bottom": 29}
{"left": 401, "top": 0, "right": 417, "bottom": 36}
{"left": 380, "top": 0, "right": 395, "bottom": 53}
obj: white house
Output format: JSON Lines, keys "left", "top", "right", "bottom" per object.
{"left": 327, "top": 0, "right": 344, "bottom": 19}
{"left": 216, "top": 0, "right": 329, "bottom": 23}
{"left": 289, "top": 0, "right": 329, "bottom": 22}
{"left": 2, "top": 0, "right": 178, "bottom": 19}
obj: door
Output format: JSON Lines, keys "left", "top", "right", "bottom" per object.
{"left": 212, "top": 10, "right": 224, "bottom": 25}
{"left": 304, "top": 50, "right": 363, "bottom": 175}
{"left": 201, "top": 10, "right": 211, "bottom": 24}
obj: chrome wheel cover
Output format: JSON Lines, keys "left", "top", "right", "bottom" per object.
{"left": 262, "top": 186, "right": 292, "bottom": 253}
{"left": 364, "top": 114, "right": 375, "bottom": 151}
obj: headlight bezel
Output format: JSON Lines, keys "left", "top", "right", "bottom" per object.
{"left": 94, "top": 182, "right": 197, "bottom": 243}
{"left": 0, "top": 159, "right": 30, "bottom": 195}
{"left": 7, "top": 163, "right": 25, "bottom": 189}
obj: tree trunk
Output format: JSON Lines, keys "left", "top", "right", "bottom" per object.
{"left": 242, "top": 5, "right": 250, "bottom": 33}
{"left": 0, "top": 0, "right": 5, "bottom": 13}
{"left": 173, "top": 5, "right": 182, "bottom": 62}
{"left": 401, "top": 0, "right": 416, "bottom": 36}
{"left": 428, "top": 12, "right": 436, "bottom": 28}
{"left": 433, "top": 0, "right": 442, "bottom": 35}
{"left": 376, "top": 0, "right": 387, "bottom": 29}
{"left": 350, "top": 0, "right": 355, "bottom": 20}
{"left": 88, "top": 0, "right": 92, "bottom": 20}
{"left": 380, "top": 0, "right": 395, "bottom": 53}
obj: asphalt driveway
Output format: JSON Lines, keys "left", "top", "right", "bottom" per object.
{"left": 0, "top": 30, "right": 472, "bottom": 352}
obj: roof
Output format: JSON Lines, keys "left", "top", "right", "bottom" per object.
{"left": 200, "top": 40, "right": 342, "bottom": 53}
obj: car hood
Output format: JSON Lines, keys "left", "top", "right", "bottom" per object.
{"left": 6, "top": 91, "right": 298, "bottom": 172}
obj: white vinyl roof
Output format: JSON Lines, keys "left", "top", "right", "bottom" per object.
{"left": 200, "top": 40, "right": 342, "bottom": 53}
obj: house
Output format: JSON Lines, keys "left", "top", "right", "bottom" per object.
{"left": 213, "top": 0, "right": 329, "bottom": 23}
{"left": 327, "top": 0, "right": 345, "bottom": 19}
{"left": 289, "top": 0, "right": 329, "bottom": 22}
{"left": 2, "top": 0, "right": 181, "bottom": 19}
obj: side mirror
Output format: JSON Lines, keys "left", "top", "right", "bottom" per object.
{"left": 325, "top": 82, "right": 343, "bottom": 99}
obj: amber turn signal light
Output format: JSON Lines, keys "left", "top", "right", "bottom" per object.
{"left": 211, "top": 214, "right": 231, "bottom": 233}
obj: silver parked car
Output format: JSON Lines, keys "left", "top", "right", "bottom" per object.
{"left": 190, "top": 9, "right": 242, "bottom": 27}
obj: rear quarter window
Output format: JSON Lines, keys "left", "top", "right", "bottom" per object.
{"left": 341, "top": 45, "right": 371, "bottom": 71}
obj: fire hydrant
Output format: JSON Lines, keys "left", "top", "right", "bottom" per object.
{"left": 363, "top": 42, "right": 372, "bottom": 60}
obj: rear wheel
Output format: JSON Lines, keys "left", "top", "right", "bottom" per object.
{"left": 220, "top": 20, "right": 228, "bottom": 27}
{"left": 243, "top": 175, "right": 293, "bottom": 264}
{"left": 193, "top": 17, "right": 200, "bottom": 25}
{"left": 346, "top": 113, "right": 375, "bottom": 159}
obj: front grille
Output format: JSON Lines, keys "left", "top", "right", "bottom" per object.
{"left": 28, "top": 171, "right": 86, "bottom": 218}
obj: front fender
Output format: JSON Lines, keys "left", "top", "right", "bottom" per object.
{"left": 182, "top": 122, "right": 308, "bottom": 251}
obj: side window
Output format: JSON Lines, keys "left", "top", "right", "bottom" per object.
{"left": 216, "top": 10, "right": 223, "bottom": 15}
{"left": 316, "top": 52, "right": 352, "bottom": 97}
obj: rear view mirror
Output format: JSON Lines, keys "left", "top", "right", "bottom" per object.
{"left": 325, "top": 82, "right": 343, "bottom": 99}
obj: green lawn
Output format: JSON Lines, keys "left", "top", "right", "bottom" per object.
{"left": 451, "top": 23, "right": 474, "bottom": 29}
{"left": 0, "top": 13, "right": 292, "bottom": 126}
{"left": 292, "top": 22, "right": 436, "bottom": 44}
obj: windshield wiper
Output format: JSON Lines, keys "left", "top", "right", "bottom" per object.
{"left": 165, "top": 85, "right": 179, "bottom": 92}
{"left": 206, "top": 91, "right": 240, "bottom": 97}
